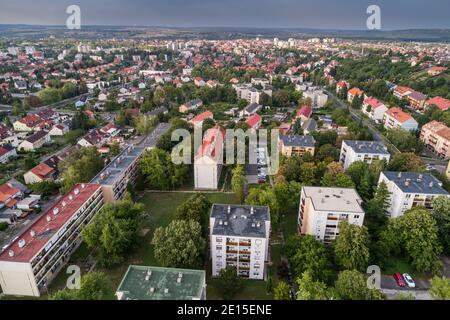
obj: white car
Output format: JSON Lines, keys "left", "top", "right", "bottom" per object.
{"left": 403, "top": 273, "right": 416, "bottom": 288}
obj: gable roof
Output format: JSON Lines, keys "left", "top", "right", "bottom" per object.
{"left": 246, "top": 114, "right": 262, "bottom": 128}
{"left": 385, "top": 107, "right": 413, "bottom": 123}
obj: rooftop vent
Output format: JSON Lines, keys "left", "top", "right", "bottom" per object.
{"left": 429, "top": 182, "right": 434, "bottom": 188}
{"left": 46, "top": 215, "right": 51, "bottom": 222}
{"left": 53, "top": 207, "right": 59, "bottom": 215}
{"left": 227, "top": 206, "right": 231, "bottom": 214}
{"left": 250, "top": 207, "right": 254, "bottom": 215}
{"left": 62, "top": 201, "right": 66, "bottom": 207}
{"left": 257, "top": 222, "right": 261, "bottom": 228}
{"left": 252, "top": 223, "right": 256, "bottom": 228}
{"left": 81, "top": 183, "right": 86, "bottom": 189}
{"left": 224, "top": 221, "right": 228, "bottom": 226}
{"left": 150, "top": 287, "right": 155, "bottom": 293}
{"left": 74, "top": 188, "right": 80, "bottom": 195}
{"left": 219, "top": 220, "right": 223, "bottom": 226}
{"left": 164, "top": 288, "right": 169, "bottom": 294}
{"left": 8, "top": 250, "right": 14, "bottom": 257}
{"left": 398, "top": 172, "right": 402, "bottom": 178}
{"left": 30, "top": 230, "right": 36, "bottom": 237}
{"left": 69, "top": 195, "right": 73, "bottom": 201}
{"left": 18, "top": 239, "right": 26, "bottom": 248}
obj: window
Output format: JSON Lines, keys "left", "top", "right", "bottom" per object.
{"left": 216, "top": 246, "right": 222, "bottom": 251}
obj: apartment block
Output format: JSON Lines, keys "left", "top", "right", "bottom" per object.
{"left": 92, "top": 123, "right": 171, "bottom": 202}
{"left": 383, "top": 107, "right": 418, "bottom": 132}
{"left": 378, "top": 171, "right": 450, "bottom": 218}
{"left": 0, "top": 183, "right": 104, "bottom": 297}
{"left": 194, "top": 126, "right": 224, "bottom": 190}
{"left": 362, "top": 97, "right": 388, "bottom": 123}
{"left": 298, "top": 187, "right": 365, "bottom": 244}
{"left": 279, "top": 135, "right": 316, "bottom": 157}
{"left": 210, "top": 204, "right": 270, "bottom": 280}
{"left": 420, "top": 121, "right": 450, "bottom": 159}
{"left": 116, "top": 266, "right": 206, "bottom": 300}
{"left": 340, "top": 140, "right": 391, "bottom": 170}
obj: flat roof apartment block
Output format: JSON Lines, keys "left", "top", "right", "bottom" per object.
{"left": 116, "top": 266, "right": 206, "bottom": 300}
{"left": 91, "top": 123, "right": 171, "bottom": 202}
{"left": 210, "top": 204, "right": 270, "bottom": 280}
{"left": 298, "top": 187, "right": 365, "bottom": 244}
{"left": 0, "top": 183, "right": 104, "bottom": 297}
{"left": 340, "top": 140, "right": 391, "bottom": 170}
{"left": 379, "top": 171, "right": 450, "bottom": 218}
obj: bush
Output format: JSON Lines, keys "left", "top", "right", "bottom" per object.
{"left": 0, "top": 222, "right": 8, "bottom": 231}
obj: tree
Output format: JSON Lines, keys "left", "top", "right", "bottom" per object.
{"left": 299, "top": 162, "right": 317, "bottom": 185}
{"left": 82, "top": 195, "right": 145, "bottom": 267}
{"left": 246, "top": 187, "right": 280, "bottom": 223}
{"left": 285, "top": 235, "right": 331, "bottom": 282}
{"left": 315, "top": 144, "right": 339, "bottom": 162}
{"left": 49, "top": 272, "right": 111, "bottom": 300}
{"left": 139, "top": 148, "right": 189, "bottom": 190}
{"left": 429, "top": 276, "right": 450, "bottom": 300}
{"left": 274, "top": 281, "right": 291, "bottom": 300}
{"left": 279, "top": 155, "right": 303, "bottom": 182}
{"left": 152, "top": 219, "right": 205, "bottom": 268}
{"left": 59, "top": 147, "right": 104, "bottom": 193}
{"left": 292, "top": 119, "right": 304, "bottom": 135}
{"left": 364, "top": 182, "right": 390, "bottom": 237}
{"left": 321, "top": 172, "right": 355, "bottom": 188}
{"left": 272, "top": 181, "right": 302, "bottom": 214}
{"left": 176, "top": 193, "right": 211, "bottom": 232}
{"left": 28, "top": 181, "right": 60, "bottom": 198}
{"left": 231, "top": 165, "right": 246, "bottom": 203}
{"left": 333, "top": 270, "right": 385, "bottom": 300}
{"left": 431, "top": 197, "right": 450, "bottom": 255}
{"left": 334, "top": 222, "right": 370, "bottom": 272}
{"left": 380, "top": 208, "right": 442, "bottom": 274}
{"left": 216, "top": 267, "right": 243, "bottom": 300}
{"left": 296, "top": 271, "right": 328, "bottom": 300}
{"left": 38, "top": 87, "right": 61, "bottom": 105}
{"left": 109, "top": 141, "right": 121, "bottom": 157}
{"left": 266, "top": 275, "right": 273, "bottom": 294}
{"left": 387, "top": 153, "right": 425, "bottom": 172}
{"left": 385, "top": 129, "right": 423, "bottom": 154}
{"left": 133, "top": 115, "right": 158, "bottom": 135}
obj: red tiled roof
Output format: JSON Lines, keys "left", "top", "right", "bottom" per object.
{"left": 246, "top": 114, "right": 262, "bottom": 128}
{"left": 0, "top": 183, "right": 102, "bottom": 263}
{"left": 30, "top": 163, "right": 55, "bottom": 179}
{"left": 386, "top": 107, "right": 413, "bottom": 123}
{"left": 190, "top": 111, "right": 213, "bottom": 123}
{"left": 195, "top": 126, "right": 225, "bottom": 161}
{"left": 348, "top": 87, "right": 364, "bottom": 96}
{"left": 364, "top": 97, "right": 384, "bottom": 109}
{"left": 426, "top": 96, "right": 450, "bottom": 111}
{"left": 296, "top": 105, "right": 312, "bottom": 119}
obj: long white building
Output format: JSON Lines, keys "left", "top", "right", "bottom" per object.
{"left": 210, "top": 204, "right": 270, "bottom": 280}
{"left": 194, "top": 126, "right": 224, "bottom": 190}
{"left": 378, "top": 172, "right": 450, "bottom": 218}
{"left": 0, "top": 183, "right": 104, "bottom": 297}
{"left": 340, "top": 140, "right": 391, "bottom": 170}
{"left": 298, "top": 187, "right": 365, "bottom": 244}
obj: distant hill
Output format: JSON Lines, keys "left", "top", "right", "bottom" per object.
{"left": 0, "top": 24, "right": 449, "bottom": 42}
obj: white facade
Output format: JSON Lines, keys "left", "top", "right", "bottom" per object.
{"left": 210, "top": 205, "right": 270, "bottom": 280}
{"left": 378, "top": 172, "right": 450, "bottom": 218}
{"left": 340, "top": 140, "right": 391, "bottom": 170}
{"left": 298, "top": 187, "right": 365, "bottom": 244}
{"left": 303, "top": 90, "right": 328, "bottom": 108}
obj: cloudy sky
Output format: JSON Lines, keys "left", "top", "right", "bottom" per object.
{"left": 0, "top": 0, "right": 449, "bottom": 30}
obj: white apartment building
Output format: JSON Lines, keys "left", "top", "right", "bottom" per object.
{"left": 298, "top": 187, "right": 365, "bottom": 244}
{"left": 194, "top": 126, "right": 224, "bottom": 190}
{"left": 383, "top": 107, "right": 419, "bottom": 132}
{"left": 303, "top": 90, "right": 328, "bottom": 108}
{"left": 233, "top": 83, "right": 272, "bottom": 104}
{"left": 362, "top": 97, "right": 389, "bottom": 123}
{"left": 340, "top": 140, "right": 391, "bottom": 170}
{"left": 210, "top": 204, "right": 270, "bottom": 280}
{"left": 378, "top": 172, "right": 450, "bottom": 218}
{"left": 0, "top": 183, "right": 104, "bottom": 297}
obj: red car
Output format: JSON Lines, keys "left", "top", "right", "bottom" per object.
{"left": 393, "top": 272, "right": 406, "bottom": 287}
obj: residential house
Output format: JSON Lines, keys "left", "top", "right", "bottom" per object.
{"left": 23, "top": 163, "right": 57, "bottom": 184}
{"left": 239, "top": 103, "right": 262, "bottom": 118}
{"left": 362, "top": 97, "right": 388, "bottom": 122}
{"left": 347, "top": 87, "right": 364, "bottom": 103}
{"left": 383, "top": 107, "right": 418, "bottom": 132}
{"left": 189, "top": 111, "right": 214, "bottom": 128}
{"left": 279, "top": 135, "right": 316, "bottom": 157}
{"left": 246, "top": 114, "right": 262, "bottom": 130}
{"left": 48, "top": 124, "right": 68, "bottom": 136}
{"left": 179, "top": 99, "right": 203, "bottom": 113}
{"left": 294, "top": 105, "right": 312, "bottom": 123}
{"left": 18, "top": 131, "right": 51, "bottom": 152}
{"left": 425, "top": 96, "right": 450, "bottom": 111}
{"left": 0, "top": 145, "right": 17, "bottom": 164}
{"left": 420, "top": 121, "right": 450, "bottom": 159}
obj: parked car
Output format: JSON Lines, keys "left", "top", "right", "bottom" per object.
{"left": 403, "top": 273, "right": 416, "bottom": 288}
{"left": 393, "top": 272, "right": 406, "bottom": 287}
